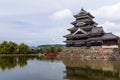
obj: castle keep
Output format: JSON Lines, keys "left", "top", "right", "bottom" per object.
{"left": 64, "top": 8, "right": 119, "bottom": 48}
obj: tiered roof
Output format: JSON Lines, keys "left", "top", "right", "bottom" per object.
{"left": 64, "top": 27, "right": 104, "bottom": 38}
{"left": 64, "top": 8, "right": 119, "bottom": 45}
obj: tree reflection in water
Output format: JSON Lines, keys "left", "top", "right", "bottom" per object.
{"left": 0, "top": 56, "right": 59, "bottom": 71}
{"left": 61, "top": 58, "right": 120, "bottom": 80}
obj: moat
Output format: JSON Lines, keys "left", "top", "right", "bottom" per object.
{"left": 0, "top": 56, "right": 120, "bottom": 80}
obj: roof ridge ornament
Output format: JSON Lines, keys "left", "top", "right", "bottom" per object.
{"left": 80, "top": 8, "right": 86, "bottom": 13}
{"left": 81, "top": 8, "right": 84, "bottom": 11}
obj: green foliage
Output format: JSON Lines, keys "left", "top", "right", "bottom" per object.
{"left": 0, "top": 41, "right": 8, "bottom": 54}
{"left": 0, "top": 41, "right": 18, "bottom": 54}
{"left": 38, "top": 48, "right": 44, "bottom": 53}
{"left": 18, "top": 43, "right": 29, "bottom": 54}
{"left": 0, "top": 41, "right": 29, "bottom": 54}
{"left": 55, "top": 47, "right": 62, "bottom": 52}
{"left": 8, "top": 41, "right": 18, "bottom": 54}
{"left": 0, "top": 40, "right": 63, "bottom": 54}
{"left": 29, "top": 47, "right": 63, "bottom": 54}
{"left": 39, "top": 47, "right": 63, "bottom": 53}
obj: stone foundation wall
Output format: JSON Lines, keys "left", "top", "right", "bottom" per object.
{"left": 59, "top": 47, "right": 120, "bottom": 60}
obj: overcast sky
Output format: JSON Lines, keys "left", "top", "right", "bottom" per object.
{"left": 0, "top": 0, "right": 120, "bottom": 46}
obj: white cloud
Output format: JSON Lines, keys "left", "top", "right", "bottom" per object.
{"left": 88, "top": 3, "right": 120, "bottom": 37}
{"left": 89, "top": 3, "right": 120, "bottom": 20}
{"left": 100, "top": 21, "right": 120, "bottom": 36}
{"left": 51, "top": 9, "right": 73, "bottom": 21}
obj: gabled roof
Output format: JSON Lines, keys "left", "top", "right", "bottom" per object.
{"left": 73, "top": 28, "right": 87, "bottom": 35}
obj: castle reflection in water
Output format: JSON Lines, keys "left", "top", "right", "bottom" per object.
{"left": 61, "top": 57, "right": 120, "bottom": 80}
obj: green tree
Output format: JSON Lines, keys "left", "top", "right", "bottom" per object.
{"left": 43, "top": 48, "right": 50, "bottom": 53}
{"left": 18, "top": 43, "right": 29, "bottom": 54}
{"left": 39, "top": 48, "right": 44, "bottom": 53}
{"left": 0, "top": 40, "right": 9, "bottom": 54}
{"left": 7, "top": 41, "right": 18, "bottom": 54}
{"left": 50, "top": 47, "right": 55, "bottom": 52}
{"left": 0, "top": 43, "right": 3, "bottom": 54}
{"left": 0, "top": 41, "right": 18, "bottom": 54}
{"left": 56, "top": 47, "right": 62, "bottom": 52}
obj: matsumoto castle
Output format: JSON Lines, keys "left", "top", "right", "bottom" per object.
{"left": 64, "top": 8, "right": 119, "bottom": 48}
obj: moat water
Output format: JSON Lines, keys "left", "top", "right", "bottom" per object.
{"left": 0, "top": 56, "right": 120, "bottom": 80}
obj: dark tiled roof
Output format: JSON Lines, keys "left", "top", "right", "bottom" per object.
{"left": 74, "top": 8, "right": 94, "bottom": 18}
{"left": 64, "top": 40, "right": 87, "bottom": 43}
{"left": 101, "top": 33, "right": 119, "bottom": 40}
{"left": 68, "top": 25, "right": 94, "bottom": 31}
{"left": 71, "top": 18, "right": 93, "bottom": 25}
{"left": 63, "top": 34, "right": 89, "bottom": 38}
{"left": 91, "top": 27, "right": 104, "bottom": 34}
{"left": 64, "top": 33, "right": 120, "bottom": 43}
{"left": 75, "top": 15, "right": 93, "bottom": 20}
{"left": 88, "top": 37, "right": 101, "bottom": 41}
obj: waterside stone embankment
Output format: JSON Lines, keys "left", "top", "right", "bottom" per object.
{"left": 59, "top": 47, "right": 120, "bottom": 60}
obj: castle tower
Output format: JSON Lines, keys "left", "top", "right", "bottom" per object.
{"left": 63, "top": 8, "right": 119, "bottom": 48}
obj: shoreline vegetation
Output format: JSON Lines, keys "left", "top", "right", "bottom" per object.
{"left": 0, "top": 40, "right": 119, "bottom": 57}
{"left": 0, "top": 40, "right": 62, "bottom": 56}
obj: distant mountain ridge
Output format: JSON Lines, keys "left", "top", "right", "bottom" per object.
{"left": 37, "top": 44, "right": 65, "bottom": 48}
